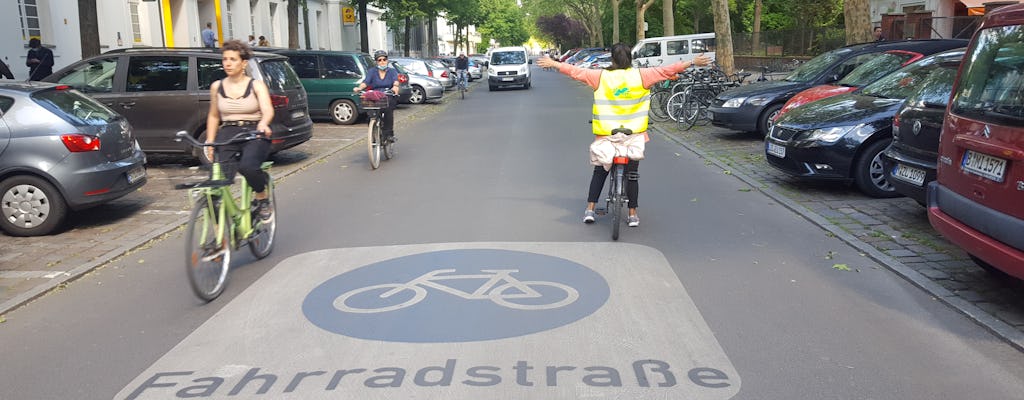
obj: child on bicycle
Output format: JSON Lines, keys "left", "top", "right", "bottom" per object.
{"left": 537, "top": 43, "right": 711, "bottom": 227}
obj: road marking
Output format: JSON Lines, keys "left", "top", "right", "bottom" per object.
{"left": 0, "top": 271, "right": 68, "bottom": 279}
{"left": 117, "top": 242, "right": 740, "bottom": 399}
{"left": 141, "top": 210, "right": 190, "bottom": 215}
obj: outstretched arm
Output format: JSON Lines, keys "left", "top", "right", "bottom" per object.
{"left": 536, "top": 56, "right": 602, "bottom": 90}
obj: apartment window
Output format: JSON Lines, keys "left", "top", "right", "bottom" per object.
{"left": 250, "top": 0, "right": 258, "bottom": 37}
{"left": 129, "top": 1, "right": 143, "bottom": 43}
{"left": 18, "top": 0, "right": 41, "bottom": 41}
{"left": 226, "top": 0, "right": 234, "bottom": 39}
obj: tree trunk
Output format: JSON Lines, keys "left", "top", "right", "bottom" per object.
{"left": 78, "top": 0, "right": 100, "bottom": 57}
{"left": 593, "top": 2, "right": 604, "bottom": 46}
{"left": 404, "top": 16, "right": 411, "bottom": 56}
{"left": 428, "top": 17, "right": 437, "bottom": 57}
{"left": 358, "top": 0, "right": 369, "bottom": 53}
{"left": 844, "top": 0, "right": 872, "bottom": 45}
{"left": 663, "top": 0, "right": 674, "bottom": 36}
{"left": 752, "top": 0, "right": 762, "bottom": 55}
{"left": 612, "top": 0, "right": 620, "bottom": 43}
{"left": 711, "top": 0, "right": 734, "bottom": 75}
{"left": 287, "top": 0, "right": 299, "bottom": 49}
{"left": 636, "top": 0, "right": 656, "bottom": 41}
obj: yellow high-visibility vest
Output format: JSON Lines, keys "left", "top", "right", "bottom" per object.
{"left": 592, "top": 68, "right": 650, "bottom": 135}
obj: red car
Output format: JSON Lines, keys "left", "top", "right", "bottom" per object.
{"left": 778, "top": 43, "right": 965, "bottom": 119}
{"left": 928, "top": 3, "right": 1024, "bottom": 279}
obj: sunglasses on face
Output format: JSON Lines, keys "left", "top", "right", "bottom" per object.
{"left": 376, "top": 58, "right": 388, "bottom": 62}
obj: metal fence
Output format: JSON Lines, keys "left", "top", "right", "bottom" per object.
{"left": 732, "top": 28, "right": 847, "bottom": 58}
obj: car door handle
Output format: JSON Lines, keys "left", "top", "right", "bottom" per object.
{"left": 119, "top": 101, "right": 136, "bottom": 109}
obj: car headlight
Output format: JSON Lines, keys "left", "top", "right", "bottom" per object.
{"left": 488, "top": 68, "right": 497, "bottom": 76}
{"left": 747, "top": 97, "right": 772, "bottom": 106}
{"left": 801, "top": 125, "right": 861, "bottom": 143}
{"left": 519, "top": 66, "right": 527, "bottom": 74}
{"left": 721, "top": 97, "right": 747, "bottom": 108}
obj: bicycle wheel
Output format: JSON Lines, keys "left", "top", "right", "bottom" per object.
{"left": 185, "top": 196, "right": 231, "bottom": 301}
{"left": 610, "top": 165, "right": 624, "bottom": 241}
{"left": 680, "top": 97, "right": 702, "bottom": 130}
{"left": 248, "top": 179, "right": 276, "bottom": 259}
{"left": 665, "top": 91, "right": 689, "bottom": 122}
{"left": 648, "top": 90, "right": 671, "bottom": 122}
{"left": 367, "top": 116, "right": 381, "bottom": 169}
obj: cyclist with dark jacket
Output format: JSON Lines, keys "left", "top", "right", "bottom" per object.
{"left": 354, "top": 50, "right": 400, "bottom": 142}
{"left": 455, "top": 54, "right": 470, "bottom": 87}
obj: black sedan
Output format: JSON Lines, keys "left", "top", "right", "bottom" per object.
{"left": 764, "top": 50, "right": 963, "bottom": 198}
{"left": 881, "top": 49, "right": 965, "bottom": 205}
{"left": 709, "top": 39, "right": 967, "bottom": 136}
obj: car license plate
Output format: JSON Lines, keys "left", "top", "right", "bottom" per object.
{"left": 892, "top": 163, "right": 926, "bottom": 186}
{"left": 961, "top": 150, "right": 1006, "bottom": 182}
{"left": 126, "top": 166, "right": 146, "bottom": 184}
{"left": 502, "top": 77, "right": 514, "bottom": 81}
{"left": 766, "top": 141, "right": 786, "bottom": 158}
{"left": 291, "top": 110, "right": 306, "bottom": 120}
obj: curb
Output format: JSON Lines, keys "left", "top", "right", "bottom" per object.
{"left": 653, "top": 124, "right": 1024, "bottom": 352}
{"left": 0, "top": 85, "right": 470, "bottom": 316}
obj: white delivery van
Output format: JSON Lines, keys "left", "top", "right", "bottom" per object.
{"left": 487, "top": 46, "right": 532, "bottom": 91}
{"left": 631, "top": 33, "right": 716, "bottom": 67}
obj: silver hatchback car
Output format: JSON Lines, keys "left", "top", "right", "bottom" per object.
{"left": 0, "top": 82, "right": 147, "bottom": 236}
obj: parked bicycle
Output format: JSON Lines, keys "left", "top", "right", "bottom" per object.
{"left": 359, "top": 89, "right": 397, "bottom": 169}
{"left": 174, "top": 130, "right": 277, "bottom": 301}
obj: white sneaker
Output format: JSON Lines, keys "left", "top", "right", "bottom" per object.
{"left": 627, "top": 215, "right": 639, "bottom": 227}
{"left": 583, "top": 210, "right": 596, "bottom": 223}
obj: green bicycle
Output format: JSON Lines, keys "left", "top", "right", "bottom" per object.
{"left": 174, "top": 130, "right": 277, "bottom": 301}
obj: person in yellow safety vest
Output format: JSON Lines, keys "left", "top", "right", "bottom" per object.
{"left": 537, "top": 44, "right": 710, "bottom": 227}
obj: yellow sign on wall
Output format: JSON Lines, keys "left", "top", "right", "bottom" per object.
{"left": 342, "top": 7, "right": 355, "bottom": 24}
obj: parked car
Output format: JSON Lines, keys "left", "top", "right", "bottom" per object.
{"left": 928, "top": 3, "right": 1024, "bottom": 279}
{"left": 267, "top": 50, "right": 410, "bottom": 124}
{"left": 880, "top": 49, "right": 966, "bottom": 205}
{"left": 384, "top": 61, "right": 417, "bottom": 104}
{"left": 425, "top": 59, "right": 454, "bottom": 89}
{"left": 44, "top": 48, "right": 312, "bottom": 159}
{"left": 765, "top": 49, "right": 965, "bottom": 198}
{"left": 0, "top": 82, "right": 147, "bottom": 236}
{"left": 709, "top": 39, "right": 969, "bottom": 136}
{"left": 588, "top": 53, "right": 612, "bottom": 69}
{"left": 468, "top": 60, "right": 482, "bottom": 80}
{"left": 393, "top": 61, "right": 443, "bottom": 104}
{"left": 393, "top": 57, "right": 453, "bottom": 89}
{"left": 631, "top": 32, "right": 717, "bottom": 67}
{"left": 778, "top": 41, "right": 966, "bottom": 118}
{"left": 487, "top": 46, "right": 532, "bottom": 91}
{"left": 470, "top": 54, "right": 489, "bottom": 68}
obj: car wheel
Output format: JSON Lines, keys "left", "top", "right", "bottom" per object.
{"left": 854, "top": 138, "right": 900, "bottom": 198}
{"left": 758, "top": 104, "right": 783, "bottom": 137}
{"left": 409, "top": 85, "right": 425, "bottom": 104}
{"left": 0, "top": 175, "right": 68, "bottom": 236}
{"left": 524, "top": 80, "right": 531, "bottom": 89}
{"left": 330, "top": 99, "right": 358, "bottom": 125}
{"left": 489, "top": 84, "right": 496, "bottom": 91}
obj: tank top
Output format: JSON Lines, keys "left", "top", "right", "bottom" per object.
{"left": 217, "top": 78, "right": 263, "bottom": 122}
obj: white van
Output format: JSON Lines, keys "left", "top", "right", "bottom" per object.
{"left": 487, "top": 46, "right": 531, "bottom": 91}
{"left": 631, "top": 33, "right": 716, "bottom": 67}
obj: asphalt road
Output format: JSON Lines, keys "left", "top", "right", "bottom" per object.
{"left": 2, "top": 67, "right": 1023, "bottom": 399}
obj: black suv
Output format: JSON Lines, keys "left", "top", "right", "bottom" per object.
{"left": 44, "top": 48, "right": 313, "bottom": 159}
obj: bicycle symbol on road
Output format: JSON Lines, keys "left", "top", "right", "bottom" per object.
{"left": 333, "top": 268, "right": 581, "bottom": 313}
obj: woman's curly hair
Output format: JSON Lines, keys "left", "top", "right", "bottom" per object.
{"left": 221, "top": 39, "right": 253, "bottom": 60}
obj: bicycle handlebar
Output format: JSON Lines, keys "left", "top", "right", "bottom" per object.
{"left": 175, "top": 130, "right": 268, "bottom": 148}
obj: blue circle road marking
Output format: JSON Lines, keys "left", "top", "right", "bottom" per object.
{"left": 302, "top": 249, "right": 610, "bottom": 343}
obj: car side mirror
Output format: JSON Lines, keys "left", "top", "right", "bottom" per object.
{"left": 528, "top": 60, "right": 533, "bottom": 64}
{"left": 827, "top": 74, "right": 840, "bottom": 83}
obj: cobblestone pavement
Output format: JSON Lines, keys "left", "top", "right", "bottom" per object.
{"left": 0, "top": 87, "right": 459, "bottom": 314}
{"left": 653, "top": 121, "right": 1024, "bottom": 350}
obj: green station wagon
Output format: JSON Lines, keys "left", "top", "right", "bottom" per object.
{"left": 269, "top": 50, "right": 411, "bottom": 125}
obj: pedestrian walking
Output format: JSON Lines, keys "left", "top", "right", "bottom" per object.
{"left": 248, "top": 35, "right": 258, "bottom": 47}
{"left": 258, "top": 36, "right": 270, "bottom": 47}
{"left": 202, "top": 22, "right": 217, "bottom": 48}
{"left": 26, "top": 38, "right": 54, "bottom": 81}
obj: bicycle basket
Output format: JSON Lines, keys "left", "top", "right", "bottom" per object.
{"left": 360, "top": 91, "right": 389, "bottom": 109}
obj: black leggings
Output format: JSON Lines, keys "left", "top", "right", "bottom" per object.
{"left": 380, "top": 96, "right": 396, "bottom": 136}
{"left": 216, "top": 125, "right": 271, "bottom": 193}
{"left": 587, "top": 160, "right": 639, "bottom": 209}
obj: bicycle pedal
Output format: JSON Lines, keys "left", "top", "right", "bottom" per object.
{"left": 594, "top": 208, "right": 607, "bottom": 216}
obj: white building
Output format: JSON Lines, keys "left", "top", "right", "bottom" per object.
{"left": 3, "top": 0, "right": 406, "bottom": 80}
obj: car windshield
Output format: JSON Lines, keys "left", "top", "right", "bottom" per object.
{"left": 860, "top": 54, "right": 943, "bottom": 99}
{"left": 491, "top": 51, "right": 525, "bottom": 65}
{"left": 258, "top": 59, "right": 302, "bottom": 92}
{"left": 951, "top": 24, "right": 1024, "bottom": 124}
{"left": 784, "top": 48, "right": 851, "bottom": 83}
{"left": 33, "top": 88, "right": 119, "bottom": 126}
{"left": 837, "top": 52, "right": 917, "bottom": 87}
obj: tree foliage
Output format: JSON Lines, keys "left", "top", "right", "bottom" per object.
{"left": 478, "top": 0, "right": 530, "bottom": 47}
{"left": 536, "top": 14, "right": 589, "bottom": 49}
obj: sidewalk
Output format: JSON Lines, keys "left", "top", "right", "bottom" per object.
{"left": 652, "top": 122, "right": 1024, "bottom": 351}
{"left": 0, "top": 87, "right": 466, "bottom": 315}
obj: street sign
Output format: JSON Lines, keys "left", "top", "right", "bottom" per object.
{"left": 343, "top": 7, "right": 355, "bottom": 24}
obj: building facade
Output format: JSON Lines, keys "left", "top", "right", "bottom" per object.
{"left": 3, "top": 0, "right": 413, "bottom": 80}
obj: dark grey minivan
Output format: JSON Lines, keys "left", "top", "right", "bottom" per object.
{"left": 44, "top": 48, "right": 313, "bottom": 159}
